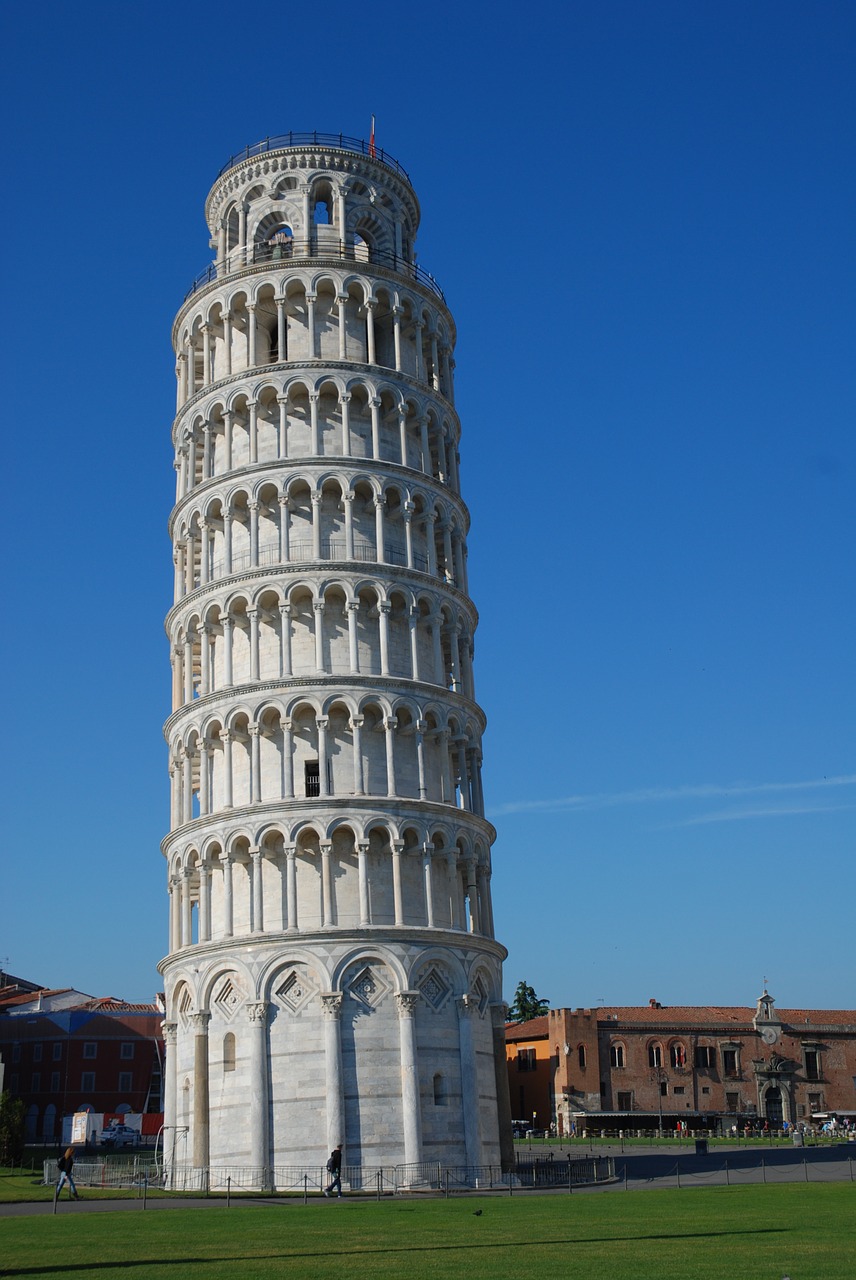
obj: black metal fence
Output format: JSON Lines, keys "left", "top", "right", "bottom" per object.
{"left": 217, "top": 133, "right": 410, "bottom": 182}
{"left": 185, "top": 241, "right": 445, "bottom": 303}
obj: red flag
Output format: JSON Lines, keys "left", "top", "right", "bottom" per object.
{"left": 369, "top": 115, "right": 376, "bottom": 159}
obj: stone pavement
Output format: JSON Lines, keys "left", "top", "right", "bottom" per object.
{"left": 2, "top": 1144, "right": 852, "bottom": 1217}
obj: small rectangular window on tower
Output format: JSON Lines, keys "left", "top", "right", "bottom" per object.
{"left": 305, "top": 760, "right": 320, "bottom": 797}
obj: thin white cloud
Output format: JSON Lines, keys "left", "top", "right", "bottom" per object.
{"left": 662, "top": 802, "right": 856, "bottom": 828}
{"left": 493, "top": 773, "right": 856, "bottom": 817}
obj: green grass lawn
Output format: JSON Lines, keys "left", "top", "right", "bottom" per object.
{"left": 1, "top": 1184, "right": 853, "bottom": 1279}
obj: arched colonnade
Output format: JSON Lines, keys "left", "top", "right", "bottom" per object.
{"left": 172, "top": 472, "right": 468, "bottom": 599}
{"left": 176, "top": 274, "right": 454, "bottom": 411}
{"left": 166, "top": 816, "right": 494, "bottom": 950}
{"left": 168, "top": 691, "right": 485, "bottom": 827}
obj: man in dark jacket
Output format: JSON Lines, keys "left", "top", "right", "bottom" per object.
{"left": 56, "top": 1147, "right": 80, "bottom": 1200}
{"left": 323, "top": 1144, "right": 343, "bottom": 1197}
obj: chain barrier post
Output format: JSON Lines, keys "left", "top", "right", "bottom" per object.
{"left": 143, "top": 1172, "right": 148, "bottom": 1209}
{"left": 227, "top": 1175, "right": 231, "bottom": 1208}
{"left": 303, "top": 1173, "right": 308, "bottom": 1204}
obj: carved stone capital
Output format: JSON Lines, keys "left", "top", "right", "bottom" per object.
{"left": 188, "top": 1011, "right": 211, "bottom": 1033}
{"left": 490, "top": 1001, "right": 510, "bottom": 1027}
{"left": 457, "top": 993, "right": 478, "bottom": 1019}
{"left": 320, "top": 992, "right": 343, "bottom": 1020}
{"left": 246, "top": 1001, "right": 269, "bottom": 1026}
{"left": 395, "top": 991, "right": 420, "bottom": 1018}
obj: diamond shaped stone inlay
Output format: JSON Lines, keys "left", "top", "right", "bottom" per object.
{"left": 213, "top": 976, "right": 243, "bottom": 1022}
{"left": 275, "top": 968, "right": 316, "bottom": 1014}
{"left": 348, "top": 964, "right": 388, "bottom": 1010}
{"left": 419, "top": 967, "right": 450, "bottom": 1011}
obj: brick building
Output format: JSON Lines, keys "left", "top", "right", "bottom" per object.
{"left": 0, "top": 978, "right": 164, "bottom": 1143}
{"left": 507, "top": 990, "right": 856, "bottom": 1133}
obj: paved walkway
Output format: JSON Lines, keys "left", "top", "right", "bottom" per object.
{"left": 2, "top": 1144, "right": 852, "bottom": 1218}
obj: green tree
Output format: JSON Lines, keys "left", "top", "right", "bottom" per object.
{"left": 0, "top": 1091, "right": 25, "bottom": 1164}
{"left": 508, "top": 981, "right": 550, "bottom": 1023}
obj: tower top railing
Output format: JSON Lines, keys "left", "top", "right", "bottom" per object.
{"left": 185, "top": 240, "right": 445, "bottom": 303}
{"left": 217, "top": 133, "right": 411, "bottom": 183}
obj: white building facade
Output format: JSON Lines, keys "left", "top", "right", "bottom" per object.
{"left": 159, "top": 133, "right": 510, "bottom": 1179}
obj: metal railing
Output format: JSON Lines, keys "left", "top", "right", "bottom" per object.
{"left": 208, "top": 541, "right": 429, "bottom": 580}
{"left": 185, "top": 241, "right": 444, "bottom": 302}
{"left": 217, "top": 132, "right": 411, "bottom": 182}
{"left": 45, "top": 1157, "right": 615, "bottom": 1194}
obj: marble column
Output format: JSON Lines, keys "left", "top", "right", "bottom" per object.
{"left": 457, "top": 994, "right": 481, "bottom": 1167}
{"left": 162, "top": 1021, "right": 178, "bottom": 1171}
{"left": 321, "top": 993, "right": 345, "bottom": 1154}
{"left": 190, "top": 1011, "right": 210, "bottom": 1170}
{"left": 246, "top": 1001, "right": 270, "bottom": 1182}
{"left": 396, "top": 991, "right": 423, "bottom": 1171}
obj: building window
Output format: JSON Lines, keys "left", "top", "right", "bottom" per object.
{"left": 670, "top": 1043, "right": 686, "bottom": 1069}
{"left": 695, "top": 1046, "right": 715, "bottom": 1068}
{"left": 83, "top": 1043, "right": 97, "bottom": 1060}
{"left": 701, "top": 1086, "right": 710, "bottom": 1095}
{"left": 808, "top": 1093, "right": 821, "bottom": 1112}
{"left": 722, "top": 1049, "right": 738, "bottom": 1077}
{"left": 31, "top": 1073, "right": 41, "bottom": 1092}
{"left": 32, "top": 1044, "right": 43, "bottom": 1063}
{"left": 673, "top": 1086, "right": 685, "bottom": 1095}
{"left": 50, "top": 1072, "right": 60, "bottom": 1092}
{"left": 52, "top": 1043, "right": 62, "bottom": 1061}
{"left": 120, "top": 1043, "right": 135, "bottom": 1060}
{"left": 81, "top": 1072, "right": 95, "bottom": 1092}
{"left": 517, "top": 1048, "right": 536, "bottom": 1072}
{"left": 118, "top": 1073, "right": 133, "bottom": 1093}
{"left": 648, "top": 1043, "right": 663, "bottom": 1069}
{"left": 803, "top": 1049, "right": 820, "bottom": 1081}
{"left": 725, "top": 1092, "right": 739, "bottom": 1111}
{"left": 610, "top": 1043, "right": 625, "bottom": 1069}
{"left": 577, "top": 1045, "right": 586, "bottom": 1070}
{"left": 10, "top": 1074, "right": 19, "bottom": 1092}
{"left": 305, "top": 760, "right": 320, "bottom": 797}
{"left": 12, "top": 1045, "right": 21, "bottom": 1064}
{"left": 659, "top": 1081, "right": 668, "bottom": 1097}
{"left": 223, "top": 1033, "right": 236, "bottom": 1072}
{"left": 433, "top": 1073, "right": 446, "bottom": 1106}
{"left": 617, "top": 1091, "right": 632, "bottom": 1110}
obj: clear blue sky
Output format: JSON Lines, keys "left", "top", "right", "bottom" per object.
{"left": 2, "top": 1, "right": 853, "bottom": 1011}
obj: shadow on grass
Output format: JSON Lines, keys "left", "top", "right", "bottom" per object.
{"left": 3, "top": 1227, "right": 787, "bottom": 1275}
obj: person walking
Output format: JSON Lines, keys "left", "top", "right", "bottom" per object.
{"left": 323, "top": 1143, "right": 343, "bottom": 1197}
{"left": 56, "top": 1147, "right": 80, "bottom": 1200}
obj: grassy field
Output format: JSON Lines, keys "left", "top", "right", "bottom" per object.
{"left": 1, "top": 1184, "right": 853, "bottom": 1279}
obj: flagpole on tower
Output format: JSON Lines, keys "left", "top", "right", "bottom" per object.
{"left": 369, "top": 115, "right": 376, "bottom": 159}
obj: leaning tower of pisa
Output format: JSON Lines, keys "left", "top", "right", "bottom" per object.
{"left": 159, "top": 133, "right": 511, "bottom": 1181}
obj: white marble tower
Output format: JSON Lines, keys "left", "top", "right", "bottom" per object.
{"left": 159, "top": 133, "right": 510, "bottom": 1180}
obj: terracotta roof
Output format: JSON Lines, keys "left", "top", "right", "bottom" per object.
{"left": 0, "top": 988, "right": 72, "bottom": 1008}
{"left": 505, "top": 1016, "right": 549, "bottom": 1039}
{"left": 595, "top": 1006, "right": 856, "bottom": 1027}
